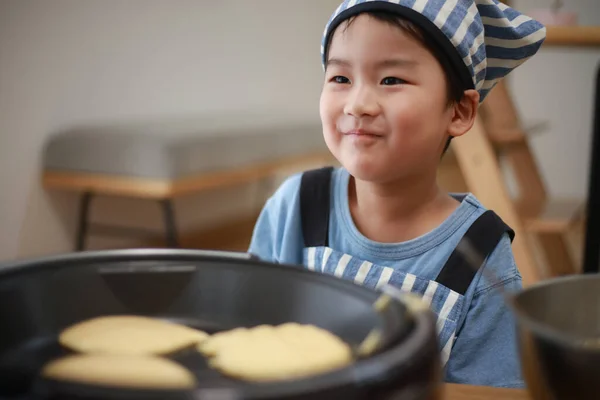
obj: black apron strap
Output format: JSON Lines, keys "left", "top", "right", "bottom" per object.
{"left": 435, "top": 210, "right": 515, "bottom": 295}
{"left": 300, "top": 166, "right": 334, "bottom": 248}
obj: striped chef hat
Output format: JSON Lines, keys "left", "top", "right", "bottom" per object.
{"left": 321, "top": 0, "right": 546, "bottom": 102}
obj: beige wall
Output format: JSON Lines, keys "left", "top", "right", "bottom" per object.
{"left": 0, "top": 0, "right": 340, "bottom": 261}
{"left": 1, "top": 0, "right": 599, "bottom": 261}
{"left": 509, "top": 0, "right": 600, "bottom": 198}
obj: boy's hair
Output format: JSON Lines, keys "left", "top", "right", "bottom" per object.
{"left": 326, "top": 11, "right": 467, "bottom": 106}
{"left": 326, "top": 11, "right": 467, "bottom": 153}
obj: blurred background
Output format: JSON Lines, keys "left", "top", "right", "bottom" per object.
{"left": 0, "top": 0, "right": 598, "bottom": 284}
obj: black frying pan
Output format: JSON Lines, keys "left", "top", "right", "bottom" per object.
{"left": 0, "top": 249, "right": 440, "bottom": 400}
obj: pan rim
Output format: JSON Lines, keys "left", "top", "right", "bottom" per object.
{"left": 0, "top": 248, "right": 402, "bottom": 310}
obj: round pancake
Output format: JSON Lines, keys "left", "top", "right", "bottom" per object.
{"left": 59, "top": 315, "right": 208, "bottom": 355}
{"left": 198, "top": 325, "right": 273, "bottom": 357}
{"left": 198, "top": 327, "right": 250, "bottom": 357}
{"left": 41, "top": 354, "right": 196, "bottom": 389}
{"left": 200, "top": 323, "right": 353, "bottom": 382}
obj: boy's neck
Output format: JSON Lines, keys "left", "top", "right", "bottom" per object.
{"left": 348, "top": 172, "right": 459, "bottom": 244}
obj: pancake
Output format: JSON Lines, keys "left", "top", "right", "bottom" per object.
{"left": 59, "top": 315, "right": 208, "bottom": 355}
{"left": 41, "top": 354, "right": 196, "bottom": 389}
{"left": 199, "top": 323, "right": 352, "bottom": 382}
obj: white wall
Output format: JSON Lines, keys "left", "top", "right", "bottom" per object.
{"left": 509, "top": 0, "right": 600, "bottom": 198}
{"left": 0, "top": 0, "right": 340, "bottom": 261}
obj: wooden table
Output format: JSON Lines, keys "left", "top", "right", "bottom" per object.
{"left": 445, "top": 384, "right": 530, "bottom": 399}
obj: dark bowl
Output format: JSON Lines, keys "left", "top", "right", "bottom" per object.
{"left": 512, "top": 274, "right": 600, "bottom": 400}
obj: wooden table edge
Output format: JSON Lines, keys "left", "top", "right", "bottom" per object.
{"left": 41, "top": 152, "right": 336, "bottom": 199}
{"left": 444, "top": 383, "right": 530, "bottom": 399}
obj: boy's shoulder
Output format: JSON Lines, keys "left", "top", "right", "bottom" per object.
{"left": 265, "top": 166, "right": 338, "bottom": 208}
{"left": 460, "top": 196, "right": 522, "bottom": 292}
{"left": 264, "top": 171, "right": 304, "bottom": 209}
{"left": 435, "top": 192, "right": 521, "bottom": 294}
{"left": 451, "top": 192, "right": 487, "bottom": 212}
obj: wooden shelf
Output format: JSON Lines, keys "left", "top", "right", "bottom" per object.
{"left": 487, "top": 120, "right": 550, "bottom": 147}
{"left": 545, "top": 26, "right": 600, "bottom": 47}
{"left": 520, "top": 198, "right": 584, "bottom": 234}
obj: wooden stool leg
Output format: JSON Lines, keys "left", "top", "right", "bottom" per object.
{"left": 537, "top": 232, "right": 576, "bottom": 277}
{"left": 451, "top": 117, "right": 542, "bottom": 286}
{"left": 160, "top": 199, "right": 179, "bottom": 248}
{"left": 75, "top": 192, "right": 93, "bottom": 251}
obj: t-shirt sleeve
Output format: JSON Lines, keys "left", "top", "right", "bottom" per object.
{"left": 248, "top": 196, "right": 280, "bottom": 263}
{"left": 247, "top": 174, "right": 304, "bottom": 265}
{"left": 444, "top": 234, "right": 525, "bottom": 388}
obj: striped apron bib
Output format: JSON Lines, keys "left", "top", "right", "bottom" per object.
{"left": 299, "top": 167, "right": 514, "bottom": 367}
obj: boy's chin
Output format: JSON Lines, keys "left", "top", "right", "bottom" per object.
{"left": 341, "top": 160, "right": 397, "bottom": 184}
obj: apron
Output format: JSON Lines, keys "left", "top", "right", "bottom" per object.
{"left": 299, "top": 167, "right": 514, "bottom": 367}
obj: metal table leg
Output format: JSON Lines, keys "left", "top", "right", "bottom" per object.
{"left": 75, "top": 192, "right": 93, "bottom": 251}
{"left": 74, "top": 193, "right": 179, "bottom": 250}
{"left": 160, "top": 199, "right": 179, "bottom": 248}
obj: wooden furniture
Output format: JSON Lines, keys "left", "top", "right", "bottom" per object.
{"left": 482, "top": 80, "right": 584, "bottom": 277}
{"left": 44, "top": 152, "right": 333, "bottom": 250}
{"left": 41, "top": 122, "right": 334, "bottom": 251}
{"left": 545, "top": 26, "right": 600, "bottom": 47}
{"left": 543, "top": 24, "right": 600, "bottom": 273}
{"left": 43, "top": 152, "right": 333, "bottom": 200}
{"left": 446, "top": 117, "right": 543, "bottom": 285}
{"left": 445, "top": 384, "right": 529, "bottom": 400}
{"left": 439, "top": 70, "right": 588, "bottom": 282}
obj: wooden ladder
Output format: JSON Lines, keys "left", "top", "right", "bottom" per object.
{"left": 438, "top": 80, "right": 584, "bottom": 284}
{"left": 439, "top": 119, "right": 542, "bottom": 286}
{"left": 480, "top": 80, "right": 585, "bottom": 277}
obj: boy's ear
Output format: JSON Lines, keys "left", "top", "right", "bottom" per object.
{"left": 448, "top": 89, "right": 479, "bottom": 138}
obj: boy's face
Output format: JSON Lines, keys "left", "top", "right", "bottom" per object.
{"left": 320, "top": 14, "right": 456, "bottom": 184}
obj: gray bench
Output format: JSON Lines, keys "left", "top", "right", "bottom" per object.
{"left": 42, "top": 121, "right": 331, "bottom": 250}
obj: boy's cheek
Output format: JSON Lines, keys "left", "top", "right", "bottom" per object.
{"left": 322, "top": 124, "right": 341, "bottom": 152}
{"left": 385, "top": 105, "right": 425, "bottom": 137}
{"left": 387, "top": 100, "right": 445, "bottom": 138}
{"left": 319, "top": 94, "right": 342, "bottom": 128}
{"left": 319, "top": 89, "right": 340, "bottom": 110}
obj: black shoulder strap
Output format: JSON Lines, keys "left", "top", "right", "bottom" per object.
{"left": 435, "top": 210, "right": 515, "bottom": 295}
{"left": 300, "top": 167, "right": 334, "bottom": 247}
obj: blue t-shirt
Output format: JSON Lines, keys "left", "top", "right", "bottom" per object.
{"left": 249, "top": 167, "right": 524, "bottom": 388}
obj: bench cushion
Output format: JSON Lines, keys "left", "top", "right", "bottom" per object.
{"left": 43, "top": 122, "right": 327, "bottom": 180}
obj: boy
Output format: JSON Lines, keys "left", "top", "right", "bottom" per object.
{"left": 249, "top": 0, "right": 545, "bottom": 389}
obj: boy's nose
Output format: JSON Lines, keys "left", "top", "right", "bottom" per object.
{"left": 343, "top": 85, "right": 380, "bottom": 117}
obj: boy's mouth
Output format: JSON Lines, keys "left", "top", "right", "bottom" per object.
{"left": 343, "top": 129, "right": 384, "bottom": 138}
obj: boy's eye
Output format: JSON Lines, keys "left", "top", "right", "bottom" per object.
{"left": 331, "top": 76, "right": 350, "bottom": 84}
{"left": 381, "top": 77, "right": 406, "bottom": 85}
